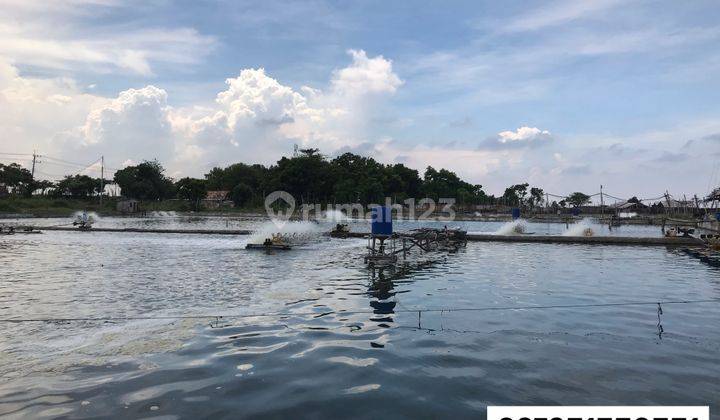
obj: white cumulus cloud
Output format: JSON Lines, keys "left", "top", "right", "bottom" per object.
{"left": 498, "top": 126, "right": 552, "bottom": 143}
{"left": 479, "top": 126, "right": 553, "bottom": 149}
{"left": 2, "top": 44, "right": 404, "bottom": 177}
{"left": 331, "top": 50, "right": 403, "bottom": 96}
{"left": 56, "top": 85, "right": 175, "bottom": 165}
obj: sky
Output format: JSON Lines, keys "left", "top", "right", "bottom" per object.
{"left": 1, "top": 0, "right": 720, "bottom": 200}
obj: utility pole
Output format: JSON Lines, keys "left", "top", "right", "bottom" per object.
{"left": 600, "top": 184, "right": 604, "bottom": 217}
{"left": 100, "top": 155, "right": 104, "bottom": 206}
{"left": 31, "top": 150, "right": 37, "bottom": 179}
{"left": 29, "top": 150, "right": 41, "bottom": 195}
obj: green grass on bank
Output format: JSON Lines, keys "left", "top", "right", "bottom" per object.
{"left": 0, "top": 197, "right": 116, "bottom": 217}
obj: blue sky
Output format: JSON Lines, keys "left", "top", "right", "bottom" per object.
{"left": 1, "top": 0, "right": 720, "bottom": 199}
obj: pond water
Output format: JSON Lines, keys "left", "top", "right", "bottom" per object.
{"left": 1, "top": 216, "right": 718, "bottom": 418}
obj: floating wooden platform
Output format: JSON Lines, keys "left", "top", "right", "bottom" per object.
{"left": 338, "top": 231, "right": 702, "bottom": 246}
{"left": 20, "top": 226, "right": 704, "bottom": 246}
{"left": 39, "top": 226, "right": 252, "bottom": 235}
{"left": 464, "top": 233, "right": 703, "bottom": 246}
{"left": 245, "top": 243, "right": 292, "bottom": 250}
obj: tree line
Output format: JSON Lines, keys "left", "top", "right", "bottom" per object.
{"left": 113, "top": 149, "right": 502, "bottom": 208}
{"left": 1, "top": 150, "right": 596, "bottom": 209}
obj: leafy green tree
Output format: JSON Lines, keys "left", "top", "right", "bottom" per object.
{"left": 205, "top": 163, "right": 265, "bottom": 192}
{"left": 566, "top": 192, "right": 591, "bottom": 208}
{"left": 330, "top": 153, "right": 386, "bottom": 204}
{"left": 176, "top": 177, "right": 207, "bottom": 210}
{"left": 529, "top": 187, "right": 545, "bottom": 208}
{"left": 113, "top": 160, "right": 174, "bottom": 200}
{"left": 0, "top": 163, "right": 34, "bottom": 196}
{"left": 56, "top": 175, "right": 100, "bottom": 198}
{"left": 202, "top": 151, "right": 492, "bottom": 207}
{"left": 421, "top": 166, "right": 485, "bottom": 205}
{"left": 269, "top": 149, "right": 332, "bottom": 204}
{"left": 383, "top": 164, "right": 422, "bottom": 201}
{"left": 231, "top": 183, "right": 253, "bottom": 207}
{"left": 502, "top": 183, "right": 529, "bottom": 206}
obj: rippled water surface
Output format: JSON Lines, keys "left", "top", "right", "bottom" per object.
{"left": 1, "top": 216, "right": 719, "bottom": 418}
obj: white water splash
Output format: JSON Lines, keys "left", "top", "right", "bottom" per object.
{"left": 563, "top": 218, "right": 596, "bottom": 236}
{"left": 150, "top": 211, "right": 177, "bottom": 217}
{"left": 495, "top": 219, "right": 527, "bottom": 235}
{"left": 72, "top": 211, "right": 100, "bottom": 220}
{"left": 321, "top": 209, "right": 347, "bottom": 222}
{"left": 72, "top": 211, "right": 100, "bottom": 225}
{"left": 247, "top": 221, "right": 324, "bottom": 244}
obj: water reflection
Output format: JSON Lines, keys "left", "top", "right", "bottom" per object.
{"left": 2, "top": 218, "right": 720, "bottom": 418}
{"left": 365, "top": 258, "right": 453, "bottom": 330}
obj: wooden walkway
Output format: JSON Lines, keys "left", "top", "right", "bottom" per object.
{"left": 31, "top": 226, "right": 704, "bottom": 246}
{"left": 338, "top": 231, "right": 702, "bottom": 246}
{"left": 40, "top": 226, "right": 252, "bottom": 235}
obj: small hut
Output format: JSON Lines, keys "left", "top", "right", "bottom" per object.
{"left": 203, "top": 190, "right": 233, "bottom": 209}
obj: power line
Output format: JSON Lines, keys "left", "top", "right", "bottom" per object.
{"left": 1, "top": 152, "right": 113, "bottom": 173}
{"left": 43, "top": 155, "right": 102, "bottom": 169}
{"left": 66, "top": 157, "right": 102, "bottom": 176}
{"left": 40, "top": 160, "right": 94, "bottom": 169}
{"left": 0, "top": 152, "right": 32, "bottom": 157}
{"left": 33, "top": 170, "right": 67, "bottom": 178}
{"left": 1, "top": 298, "right": 718, "bottom": 324}
{"left": 0, "top": 157, "right": 33, "bottom": 164}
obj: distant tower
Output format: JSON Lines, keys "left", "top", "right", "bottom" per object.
{"left": 293, "top": 144, "right": 299, "bottom": 157}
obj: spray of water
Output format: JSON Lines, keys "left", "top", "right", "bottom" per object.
{"left": 563, "top": 218, "right": 596, "bottom": 236}
{"left": 320, "top": 209, "right": 347, "bottom": 222}
{"left": 150, "top": 211, "right": 178, "bottom": 217}
{"left": 247, "top": 221, "right": 324, "bottom": 244}
{"left": 72, "top": 211, "right": 101, "bottom": 221}
{"left": 495, "top": 219, "right": 527, "bottom": 235}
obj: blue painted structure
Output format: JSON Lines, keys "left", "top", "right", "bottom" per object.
{"left": 371, "top": 206, "right": 393, "bottom": 236}
{"left": 511, "top": 208, "right": 520, "bottom": 220}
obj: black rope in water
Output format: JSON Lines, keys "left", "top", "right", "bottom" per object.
{"left": 1, "top": 298, "right": 718, "bottom": 324}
